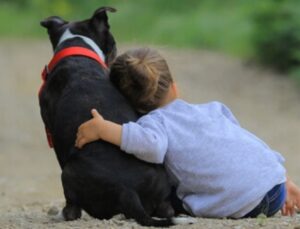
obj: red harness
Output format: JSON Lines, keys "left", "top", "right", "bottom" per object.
{"left": 39, "top": 46, "right": 108, "bottom": 148}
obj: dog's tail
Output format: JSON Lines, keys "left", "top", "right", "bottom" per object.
{"left": 140, "top": 217, "right": 173, "bottom": 227}
{"left": 119, "top": 188, "right": 197, "bottom": 227}
{"left": 118, "top": 188, "right": 173, "bottom": 227}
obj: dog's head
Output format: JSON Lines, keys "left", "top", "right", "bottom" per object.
{"left": 40, "top": 7, "right": 117, "bottom": 65}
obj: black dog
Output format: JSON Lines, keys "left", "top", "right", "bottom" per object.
{"left": 39, "top": 7, "right": 176, "bottom": 227}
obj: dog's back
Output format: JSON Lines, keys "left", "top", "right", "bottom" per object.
{"left": 39, "top": 7, "right": 174, "bottom": 227}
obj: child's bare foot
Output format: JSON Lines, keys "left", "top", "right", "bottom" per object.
{"left": 281, "top": 178, "right": 300, "bottom": 216}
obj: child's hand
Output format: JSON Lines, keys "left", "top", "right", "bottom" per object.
{"left": 75, "top": 109, "right": 104, "bottom": 149}
{"left": 281, "top": 178, "right": 300, "bottom": 216}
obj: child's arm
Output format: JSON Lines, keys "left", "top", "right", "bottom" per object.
{"left": 75, "top": 109, "right": 122, "bottom": 148}
{"left": 75, "top": 109, "right": 168, "bottom": 164}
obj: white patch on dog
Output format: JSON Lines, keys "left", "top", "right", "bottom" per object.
{"left": 58, "top": 29, "right": 106, "bottom": 62}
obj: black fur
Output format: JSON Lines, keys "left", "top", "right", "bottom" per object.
{"left": 39, "top": 7, "right": 175, "bottom": 227}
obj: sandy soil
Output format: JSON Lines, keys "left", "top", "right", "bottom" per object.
{"left": 0, "top": 40, "right": 299, "bottom": 228}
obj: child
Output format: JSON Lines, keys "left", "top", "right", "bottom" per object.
{"left": 75, "top": 48, "right": 300, "bottom": 218}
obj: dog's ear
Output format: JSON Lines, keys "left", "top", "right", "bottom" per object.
{"left": 91, "top": 7, "right": 116, "bottom": 30}
{"left": 40, "top": 16, "right": 68, "bottom": 30}
{"left": 90, "top": 7, "right": 117, "bottom": 66}
{"left": 92, "top": 7, "right": 116, "bottom": 20}
{"left": 40, "top": 16, "right": 68, "bottom": 50}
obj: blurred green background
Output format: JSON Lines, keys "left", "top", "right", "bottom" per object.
{"left": 1, "top": 0, "right": 300, "bottom": 80}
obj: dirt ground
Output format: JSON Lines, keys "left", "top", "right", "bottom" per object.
{"left": 0, "top": 40, "right": 299, "bottom": 228}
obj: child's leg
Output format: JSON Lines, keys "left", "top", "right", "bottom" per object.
{"left": 282, "top": 177, "right": 300, "bottom": 216}
{"left": 243, "top": 183, "right": 286, "bottom": 218}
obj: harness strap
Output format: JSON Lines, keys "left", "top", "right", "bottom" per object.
{"left": 39, "top": 46, "right": 107, "bottom": 148}
{"left": 39, "top": 46, "right": 107, "bottom": 97}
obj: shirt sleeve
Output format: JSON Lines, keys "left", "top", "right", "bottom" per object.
{"left": 120, "top": 113, "right": 168, "bottom": 164}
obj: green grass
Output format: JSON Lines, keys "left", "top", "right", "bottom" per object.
{"left": 2, "top": 0, "right": 300, "bottom": 85}
{"left": 0, "top": 3, "right": 37, "bottom": 37}
{"left": 0, "top": 1, "right": 257, "bottom": 56}
{"left": 0, "top": 0, "right": 298, "bottom": 61}
{"left": 106, "top": 0, "right": 260, "bottom": 57}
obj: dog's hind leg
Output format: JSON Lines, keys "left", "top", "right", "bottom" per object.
{"left": 61, "top": 166, "right": 82, "bottom": 221}
{"left": 118, "top": 187, "right": 173, "bottom": 227}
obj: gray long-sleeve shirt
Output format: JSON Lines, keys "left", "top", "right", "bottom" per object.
{"left": 121, "top": 99, "right": 286, "bottom": 218}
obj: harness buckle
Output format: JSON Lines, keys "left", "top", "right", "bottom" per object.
{"left": 45, "top": 65, "right": 49, "bottom": 74}
{"left": 41, "top": 65, "right": 49, "bottom": 80}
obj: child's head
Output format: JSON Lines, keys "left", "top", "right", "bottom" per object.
{"left": 110, "top": 48, "right": 175, "bottom": 114}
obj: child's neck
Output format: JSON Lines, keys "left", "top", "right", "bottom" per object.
{"left": 159, "top": 84, "right": 178, "bottom": 107}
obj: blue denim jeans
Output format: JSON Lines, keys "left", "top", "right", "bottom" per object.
{"left": 243, "top": 183, "right": 286, "bottom": 218}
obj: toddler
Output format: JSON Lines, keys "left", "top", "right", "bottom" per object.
{"left": 75, "top": 48, "right": 300, "bottom": 218}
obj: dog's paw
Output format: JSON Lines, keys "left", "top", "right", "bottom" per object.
{"left": 62, "top": 205, "right": 82, "bottom": 221}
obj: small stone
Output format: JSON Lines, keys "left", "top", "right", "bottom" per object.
{"left": 232, "top": 226, "right": 243, "bottom": 229}
{"left": 257, "top": 213, "right": 267, "bottom": 219}
{"left": 256, "top": 213, "right": 267, "bottom": 226}
{"left": 47, "top": 206, "right": 59, "bottom": 216}
{"left": 113, "top": 214, "right": 126, "bottom": 220}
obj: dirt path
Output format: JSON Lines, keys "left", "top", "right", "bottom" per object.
{"left": 0, "top": 40, "right": 299, "bottom": 228}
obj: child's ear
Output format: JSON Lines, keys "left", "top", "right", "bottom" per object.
{"left": 171, "top": 83, "right": 179, "bottom": 98}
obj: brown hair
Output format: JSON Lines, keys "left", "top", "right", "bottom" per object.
{"left": 110, "top": 48, "right": 173, "bottom": 113}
